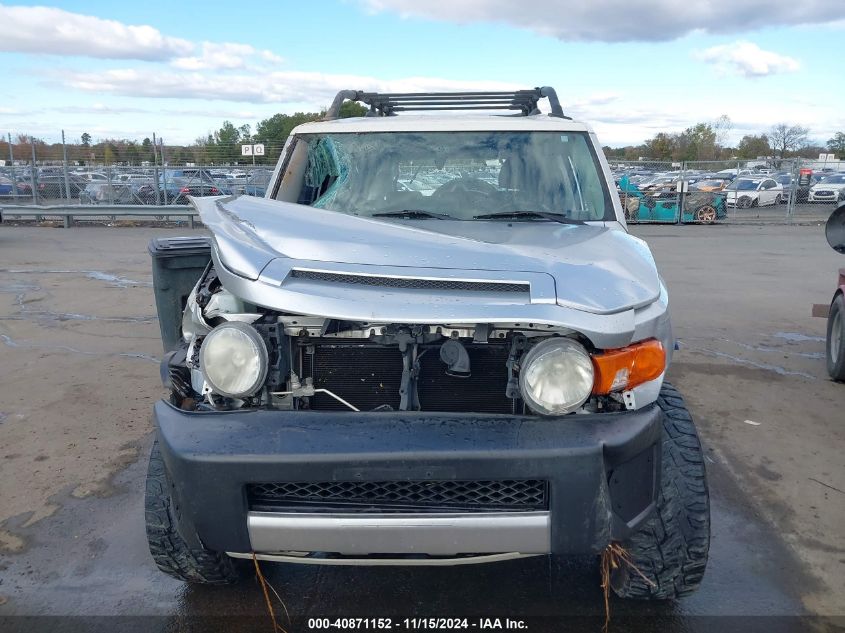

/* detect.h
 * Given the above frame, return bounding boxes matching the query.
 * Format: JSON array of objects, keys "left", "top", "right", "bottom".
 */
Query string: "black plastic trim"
[{"left": 153, "top": 402, "right": 662, "bottom": 554}]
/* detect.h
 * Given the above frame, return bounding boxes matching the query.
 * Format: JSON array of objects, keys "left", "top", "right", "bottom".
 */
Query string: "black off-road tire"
[
  {"left": 826, "top": 294, "right": 845, "bottom": 381},
  {"left": 611, "top": 383, "right": 710, "bottom": 600},
  {"left": 145, "top": 440, "right": 246, "bottom": 584}
]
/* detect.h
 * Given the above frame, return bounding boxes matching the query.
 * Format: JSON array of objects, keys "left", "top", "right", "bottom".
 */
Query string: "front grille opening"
[
  {"left": 306, "top": 343, "right": 515, "bottom": 414},
  {"left": 247, "top": 479, "right": 548, "bottom": 513},
  {"left": 290, "top": 270, "right": 529, "bottom": 294}
]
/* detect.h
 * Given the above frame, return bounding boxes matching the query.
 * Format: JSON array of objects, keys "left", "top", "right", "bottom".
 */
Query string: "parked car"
[
  {"left": 80, "top": 182, "right": 139, "bottom": 205},
  {"left": 158, "top": 177, "right": 227, "bottom": 204},
  {"left": 771, "top": 172, "right": 823, "bottom": 204},
  {"left": 161, "top": 168, "right": 218, "bottom": 183},
  {"left": 637, "top": 174, "right": 678, "bottom": 193},
  {"left": 115, "top": 172, "right": 149, "bottom": 182},
  {"left": 0, "top": 177, "right": 14, "bottom": 196},
  {"left": 723, "top": 177, "right": 784, "bottom": 208},
  {"left": 243, "top": 169, "right": 272, "bottom": 196},
  {"left": 146, "top": 88, "right": 711, "bottom": 600},
  {"left": 808, "top": 173, "right": 845, "bottom": 203},
  {"left": 36, "top": 175, "right": 87, "bottom": 200},
  {"left": 14, "top": 178, "right": 32, "bottom": 196},
  {"left": 690, "top": 178, "right": 729, "bottom": 192},
  {"left": 619, "top": 176, "right": 726, "bottom": 223},
  {"left": 714, "top": 168, "right": 754, "bottom": 179}
]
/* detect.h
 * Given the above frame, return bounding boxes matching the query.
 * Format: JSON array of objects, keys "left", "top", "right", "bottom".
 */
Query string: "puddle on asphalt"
[
  {"left": 84, "top": 271, "right": 152, "bottom": 288},
  {"left": 773, "top": 332, "right": 826, "bottom": 343},
  {"left": 0, "top": 333, "right": 159, "bottom": 363},
  {"left": 0, "top": 282, "right": 41, "bottom": 293},
  {"left": 677, "top": 341, "right": 816, "bottom": 379},
  {"left": 0, "top": 269, "right": 152, "bottom": 288},
  {"left": 718, "top": 337, "right": 825, "bottom": 360}
]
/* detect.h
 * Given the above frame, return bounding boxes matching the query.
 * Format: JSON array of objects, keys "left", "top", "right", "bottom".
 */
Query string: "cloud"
[
  {"left": 569, "top": 93, "right": 621, "bottom": 109},
  {"left": 0, "top": 5, "right": 282, "bottom": 70},
  {"left": 49, "top": 104, "right": 260, "bottom": 118},
  {"left": 0, "top": 4, "right": 193, "bottom": 60},
  {"left": 694, "top": 41, "right": 800, "bottom": 77},
  {"left": 360, "top": 0, "right": 842, "bottom": 42},
  {"left": 54, "top": 104, "right": 148, "bottom": 115},
  {"left": 58, "top": 68, "right": 520, "bottom": 105},
  {"left": 171, "top": 42, "right": 283, "bottom": 70}
]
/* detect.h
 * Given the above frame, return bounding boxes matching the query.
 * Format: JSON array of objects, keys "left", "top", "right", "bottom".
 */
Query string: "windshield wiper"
[
  {"left": 472, "top": 211, "right": 586, "bottom": 225},
  {"left": 371, "top": 209, "right": 452, "bottom": 220}
]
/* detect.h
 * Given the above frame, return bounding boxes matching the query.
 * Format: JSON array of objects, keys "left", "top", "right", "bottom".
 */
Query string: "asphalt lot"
[{"left": 0, "top": 223, "right": 842, "bottom": 630}]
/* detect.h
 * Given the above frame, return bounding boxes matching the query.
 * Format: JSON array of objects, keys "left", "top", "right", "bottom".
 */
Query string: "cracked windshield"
[{"left": 288, "top": 131, "right": 613, "bottom": 221}]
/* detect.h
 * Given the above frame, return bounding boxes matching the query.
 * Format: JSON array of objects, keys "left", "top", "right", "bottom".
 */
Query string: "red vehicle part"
[{"left": 820, "top": 204, "right": 845, "bottom": 380}]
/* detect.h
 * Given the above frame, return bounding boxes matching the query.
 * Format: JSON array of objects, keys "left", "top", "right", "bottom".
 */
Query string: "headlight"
[
  {"left": 199, "top": 322, "right": 268, "bottom": 398},
  {"left": 519, "top": 338, "right": 594, "bottom": 415}
]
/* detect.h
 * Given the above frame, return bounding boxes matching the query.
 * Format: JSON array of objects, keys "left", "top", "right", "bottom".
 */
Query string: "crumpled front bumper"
[{"left": 153, "top": 401, "right": 662, "bottom": 558}]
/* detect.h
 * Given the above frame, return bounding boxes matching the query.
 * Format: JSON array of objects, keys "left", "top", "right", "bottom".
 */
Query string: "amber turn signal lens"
[{"left": 591, "top": 339, "right": 665, "bottom": 395}]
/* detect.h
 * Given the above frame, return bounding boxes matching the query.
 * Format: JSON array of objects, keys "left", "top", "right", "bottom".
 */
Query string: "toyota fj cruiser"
[{"left": 146, "top": 88, "right": 710, "bottom": 599}]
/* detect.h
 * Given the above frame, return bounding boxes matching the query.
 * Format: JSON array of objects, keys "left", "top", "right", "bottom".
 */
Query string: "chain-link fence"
[
  {"left": 611, "top": 158, "right": 843, "bottom": 224},
  {"left": 0, "top": 133, "right": 281, "bottom": 207},
  {"left": 3, "top": 131, "right": 843, "bottom": 222}
]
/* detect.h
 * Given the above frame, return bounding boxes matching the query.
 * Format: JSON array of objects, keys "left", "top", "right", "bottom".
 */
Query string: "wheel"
[
  {"left": 751, "top": 198, "right": 759, "bottom": 208},
  {"left": 827, "top": 294, "right": 845, "bottom": 381},
  {"left": 610, "top": 383, "right": 710, "bottom": 600},
  {"left": 693, "top": 205, "right": 717, "bottom": 224},
  {"left": 775, "top": 194, "right": 784, "bottom": 205},
  {"left": 623, "top": 196, "right": 640, "bottom": 221},
  {"left": 145, "top": 440, "right": 247, "bottom": 584},
  {"left": 736, "top": 196, "right": 752, "bottom": 209}
]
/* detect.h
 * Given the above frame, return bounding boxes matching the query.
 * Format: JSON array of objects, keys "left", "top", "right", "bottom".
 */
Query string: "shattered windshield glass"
[{"left": 291, "top": 131, "right": 614, "bottom": 221}]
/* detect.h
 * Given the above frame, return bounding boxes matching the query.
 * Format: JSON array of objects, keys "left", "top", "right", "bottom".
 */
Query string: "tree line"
[
  {"left": 0, "top": 101, "right": 368, "bottom": 167},
  {"left": 3, "top": 105, "right": 842, "bottom": 167},
  {"left": 604, "top": 116, "right": 844, "bottom": 163}
]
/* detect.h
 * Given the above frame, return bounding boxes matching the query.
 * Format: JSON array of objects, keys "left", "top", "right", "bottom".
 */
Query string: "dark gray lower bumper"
[{"left": 153, "top": 402, "right": 662, "bottom": 556}]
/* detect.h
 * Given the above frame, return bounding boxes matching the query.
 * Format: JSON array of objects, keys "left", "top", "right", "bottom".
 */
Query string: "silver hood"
[{"left": 193, "top": 195, "right": 661, "bottom": 316}]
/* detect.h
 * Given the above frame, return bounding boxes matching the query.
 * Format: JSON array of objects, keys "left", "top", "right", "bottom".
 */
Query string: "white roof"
[{"left": 292, "top": 114, "right": 593, "bottom": 135}]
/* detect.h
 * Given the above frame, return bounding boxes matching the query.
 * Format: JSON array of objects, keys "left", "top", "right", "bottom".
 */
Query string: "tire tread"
[
  {"left": 611, "top": 382, "right": 711, "bottom": 600},
  {"left": 145, "top": 441, "right": 243, "bottom": 585}
]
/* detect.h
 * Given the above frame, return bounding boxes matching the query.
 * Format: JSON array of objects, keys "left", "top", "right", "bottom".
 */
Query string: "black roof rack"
[{"left": 325, "top": 87, "right": 568, "bottom": 120}]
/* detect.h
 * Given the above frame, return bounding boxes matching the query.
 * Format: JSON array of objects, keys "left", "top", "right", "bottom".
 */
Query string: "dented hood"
[{"left": 193, "top": 195, "right": 661, "bottom": 315}]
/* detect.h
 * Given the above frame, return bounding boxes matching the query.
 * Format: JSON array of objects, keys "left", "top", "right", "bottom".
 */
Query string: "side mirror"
[{"left": 826, "top": 202, "right": 845, "bottom": 253}]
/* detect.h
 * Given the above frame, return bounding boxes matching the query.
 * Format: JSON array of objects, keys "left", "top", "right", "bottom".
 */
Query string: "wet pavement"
[
  {"left": 0, "top": 451, "right": 819, "bottom": 630},
  {"left": 0, "top": 224, "right": 843, "bottom": 631}
]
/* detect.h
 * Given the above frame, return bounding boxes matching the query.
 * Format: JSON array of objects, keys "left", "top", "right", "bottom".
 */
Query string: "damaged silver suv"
[{"left": 146, "top": 88, "right": 709, "bottom": 599}]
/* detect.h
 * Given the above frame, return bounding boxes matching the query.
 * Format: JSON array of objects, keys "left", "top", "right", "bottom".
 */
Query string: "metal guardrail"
[{"left": 0, "top": 204, "right": 198, "bottom": 228}]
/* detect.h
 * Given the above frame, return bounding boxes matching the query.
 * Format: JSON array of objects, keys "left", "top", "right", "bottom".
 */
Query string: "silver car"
[{"left": 145, "top": 88, "right": 710, "bottom": 601}]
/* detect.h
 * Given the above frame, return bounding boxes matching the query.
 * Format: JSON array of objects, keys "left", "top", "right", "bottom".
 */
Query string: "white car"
[
  {"left": 724, "top": 177, "right": 784, "bottom": 208},
  {"left": 808, "top": 173, "right": 845, "bottom": 203},
  {"left": 714, "top": 168, "right": 755, "bottom": 178}
]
